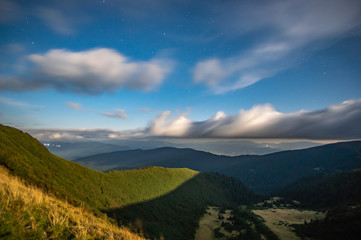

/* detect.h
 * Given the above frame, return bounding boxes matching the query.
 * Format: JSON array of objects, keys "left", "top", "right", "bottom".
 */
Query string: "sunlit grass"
[{"left": 0, "top": 166, "right": 146, "bottom": 239}]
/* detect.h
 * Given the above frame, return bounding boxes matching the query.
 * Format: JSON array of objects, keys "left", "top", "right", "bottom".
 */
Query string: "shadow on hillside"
[{"left": 102, "top": 172, "right": 257, "bottom": 240}]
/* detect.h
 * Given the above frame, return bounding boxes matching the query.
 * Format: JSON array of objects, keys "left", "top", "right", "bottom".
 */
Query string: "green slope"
[
  {"left": 276, "top": 170, "right": 361, "bottom": 209},
  {"left": 0, "top": 124, "right": 258, "bottom": 239},
  {"left": 274, "top": 170, "right": 361, "bottom": 240}
]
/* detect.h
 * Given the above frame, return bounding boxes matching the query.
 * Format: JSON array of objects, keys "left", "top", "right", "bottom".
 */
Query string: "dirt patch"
[{"left": 253, "top": 208, "right": 325, "bottom": 240}]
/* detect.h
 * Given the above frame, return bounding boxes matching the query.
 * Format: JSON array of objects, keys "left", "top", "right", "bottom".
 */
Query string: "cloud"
[
  {"left": 101, "top": 109, "right": 128, "bottom": 119},
  {"left": 0, "top": 96, "right": 44, "bottom": 109},
  {"left": 24, "top": 99, "right": 361, "bottom": 141},
  {"left": 26, "top": 127, "right": 145, "bottom": 141},
  {"left": 0, "top": 48, "right": 174, "bottom": 94},
  {"left": 194, "top": 0, "right": 361, "bottom": 93},
  {"left": 149, "top": 111, "right": 192, "bottom": 136},
  {"left": 65, "top": 102, "right": 128, "bottom": 119},
  {"left": 66, "top": 102, "right": 84, "bottom": 110},
  {"left": 37, "top": 7, "right": 74, "bottom": 35},
  {"left": 0, "top": 96, "right": 30, "bottom": 108},
  {"left": 147, "top": 99, "right": 361, "bottom": 140}
]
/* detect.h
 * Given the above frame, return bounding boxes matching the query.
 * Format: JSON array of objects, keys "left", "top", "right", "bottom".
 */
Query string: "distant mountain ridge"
[
  {"left": 43, "top": 141, "right": 130, "bottom": 160},
  {"left": 75, "top": 141, "right": 361, "bottom": 194}
]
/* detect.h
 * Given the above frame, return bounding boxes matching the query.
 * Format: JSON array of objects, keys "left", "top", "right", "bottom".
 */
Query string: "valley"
[
  {"left": 253, "top": 208, "right": 325, "bottom": 240},
  {"left": 195, "top": 207, "right": 238, "bottom": 240},
  {"left": 1, "top": 124, "right": 361, "bottom": 239},
  {"left": 2, "top": 1, "right": 360, "bottom": 239}
]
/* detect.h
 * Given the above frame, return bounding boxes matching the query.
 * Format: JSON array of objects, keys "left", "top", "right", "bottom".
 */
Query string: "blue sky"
[{"left": 1, "top": 0, "right": 361, "bottom": 141}]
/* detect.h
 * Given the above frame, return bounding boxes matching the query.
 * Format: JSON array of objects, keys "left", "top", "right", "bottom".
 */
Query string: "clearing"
[
  {"left": 195, "top": 206, "right": 239, "bottom": 240},
  {"left": 253, "top": 208, "right": 325, "bottom": 240}
]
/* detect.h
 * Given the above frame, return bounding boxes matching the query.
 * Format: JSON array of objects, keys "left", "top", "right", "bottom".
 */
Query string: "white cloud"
[
  {"left": 23, "top": 100, "right": 361, "bottom": 141},
  {"left": 26, "top": 127, "right": 146, "bottom": 141},
  {"left": 194, "top": 0, "right": 361, "bottom": 93},
  {"left": 101, "top": 109, "right": 129, "bottom": 119},
  {"left": 149, "top": 111, "right": 192, "bottom": 136},
  {"left": 0, "top": 48, "right": 174, "bottom": 94},
  {"left": 66, "top": 102, "right": 84, "bottom": 110},
  {"left": 148, "top": 99, "right": 361, "bottom": 140}
]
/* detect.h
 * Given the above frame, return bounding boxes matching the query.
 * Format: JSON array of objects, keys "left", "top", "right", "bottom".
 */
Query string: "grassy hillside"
[
  {"left": 0, "top": 166, "right": 145, "bottom": 240},
  {"left": 0, "top": 124, "right": 258, "bottom": 239}
]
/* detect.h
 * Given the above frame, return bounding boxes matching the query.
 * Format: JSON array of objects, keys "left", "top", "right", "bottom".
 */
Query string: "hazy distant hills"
[
  {"left": 75, "top": 141, "right": 361, "bottom": 194},
  {"left": 76, "top": 147, "right": 239, "bottom": 172},
  {"left": 44, "top": 138, "right": 322, "bottom": 160},
  {"left": 43, "top": 141, "right": 130, "bottom": 160}
]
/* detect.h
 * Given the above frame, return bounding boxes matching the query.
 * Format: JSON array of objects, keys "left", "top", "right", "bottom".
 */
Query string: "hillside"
[
  {"left": 0, "top": 165, "right": 145, "bottom": 240},
  {"left": 75, "top": 141, "right": 361, "bottom": 194},
  {"left": 0, "top": 124, "right": 258, "bottom": 239},
  {"left": 292, "top": 205, "right": 361, "bottom": 240},
  {"left": 275, "top": 169, "right": 361, "bottom": 209},
  {"left": 270, "top": 169, "right": 361, "bottom": 240}
]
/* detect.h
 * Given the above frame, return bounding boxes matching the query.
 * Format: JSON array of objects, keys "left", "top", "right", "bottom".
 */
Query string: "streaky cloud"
[
  {"left": 65, "top": 102, "right": 84, "bottom": 110},
  {"left": 193, "top": 0, "right": 361, "bottom": 93},
  {"left": 0, "top": 48, "right": 174, "bottom": 94},
  {"left": 101, "top": 109, "right": 129, "bottom": 119}
]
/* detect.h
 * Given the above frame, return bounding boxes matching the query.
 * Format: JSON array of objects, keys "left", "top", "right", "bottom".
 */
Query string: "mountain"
[
  {"left": 0, "top": 124, "right": 258, "bottom": 240},
  {"left": 276, "top": 169, "right": 361, "bottom": 240},
  {"left": 275, "top": 169, "right": 361, "bottom": 209},
  {"left": 43, "top": 141, "right": 130, "bottom": 160},
  {"left": 293, "top": 205, "right": 361, "bottom": 240},
  {"left": 172, "top": 140, "right": 322, "bottom": 156},
  {"left": 223, "top": 141, "right": 361, "bottom": 194},
  {"left": 76, "top": 147, "right": 239, "bottom": 172},
  {"left": 75, "top": 141, "right": 361, "bottom": 194}
]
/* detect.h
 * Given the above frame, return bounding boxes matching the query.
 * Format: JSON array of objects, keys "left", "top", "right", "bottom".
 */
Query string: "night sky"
[{"left": 1, "top": 0, "right": 361, "bottom": 142}]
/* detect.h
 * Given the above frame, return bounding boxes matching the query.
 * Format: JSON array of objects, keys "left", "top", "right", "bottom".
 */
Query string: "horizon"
[{"left": 1, "top": 0, "right": 361, "bottom": 144}]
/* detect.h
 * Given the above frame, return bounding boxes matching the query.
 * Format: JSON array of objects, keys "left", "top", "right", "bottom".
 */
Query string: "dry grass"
[
  {"left": 253, "top": 208, "right": 325, "bottom": 240},
  {"left": 0, "top": 166, "right": 146, "bottom": 240}
]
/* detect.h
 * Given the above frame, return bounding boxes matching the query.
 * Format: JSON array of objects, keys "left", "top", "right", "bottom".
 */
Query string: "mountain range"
[
  {"left": 75, "top": 141, "right": 361, "bottom": 194},
  {"left": 43, "top": 139, "right": 322, "bottom": 160}
]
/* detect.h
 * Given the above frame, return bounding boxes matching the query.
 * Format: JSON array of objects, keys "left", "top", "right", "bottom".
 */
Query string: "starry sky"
[{"left": 1, "top": 0, "right": 361, "bottom": 142}]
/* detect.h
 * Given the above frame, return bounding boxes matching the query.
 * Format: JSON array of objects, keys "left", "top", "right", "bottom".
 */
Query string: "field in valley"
[
  {"left": 253, "top": 208, "right": 325, "bottom": 240},
  {"left": 195, "top": 206, "right": 238, "bottom": 240}
]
